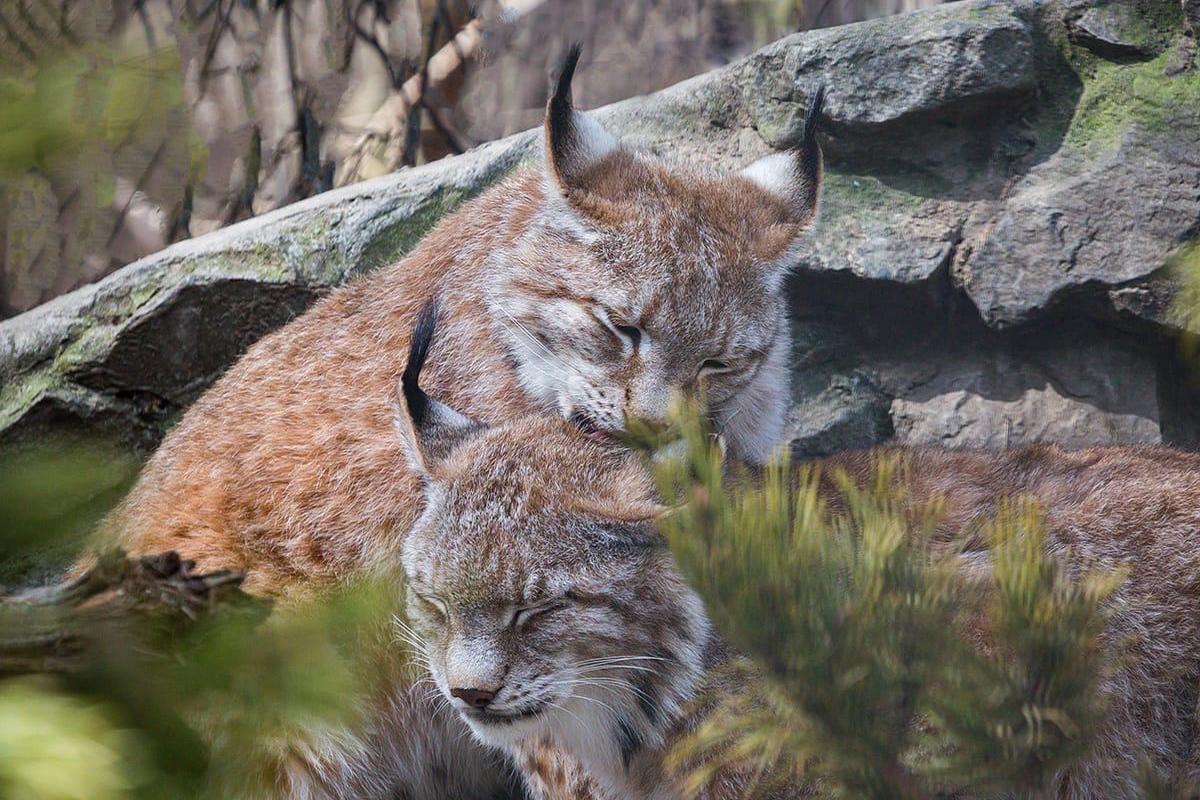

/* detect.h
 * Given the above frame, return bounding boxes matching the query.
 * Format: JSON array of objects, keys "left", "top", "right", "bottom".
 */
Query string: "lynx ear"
[
  {"left": 740, "top": 85, "right": 825, "bottom": 230},
  {"left": 394, "top": 302, "right": 482, "bottom": 476},
  {"left": 544, "top": 44, "right": 618, "bottom": 193}
]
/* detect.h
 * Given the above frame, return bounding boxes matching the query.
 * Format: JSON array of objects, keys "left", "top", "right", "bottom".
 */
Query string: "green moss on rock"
[
  {"left": 1106, "top": 0, "right": 1186, "bottom": 54},
  {"left": 0, "top": 368, "right": 62, "bottom": 433},
  {"left": 1060, "top": 11, "right": 1199, "bottom": 154},
  {"left": 357, "top": 185, "right": 481, "bottom": 274}
]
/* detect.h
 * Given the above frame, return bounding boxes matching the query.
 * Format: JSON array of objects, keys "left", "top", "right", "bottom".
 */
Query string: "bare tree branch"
[
  {"left": 0, "top": 6, "right": 40, "bottom": 62},
  {"left": 337, "top": 0, "right": 549, "bottom": 184},
  {"left": 349, "top": 0, "right": 403, "bottom": 86},
  {"left": 402, "top": 0, "right": 445, "bottom": 167},
  {"left": 423, "top": 99, "right": 470, "bottom": 154},
  {"left": 0, "top": 551, "right": 256, "bottom": 677}
]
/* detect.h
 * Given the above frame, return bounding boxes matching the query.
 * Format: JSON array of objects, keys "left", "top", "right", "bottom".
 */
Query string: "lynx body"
[
  {"left": 404, "top": 414, "right": 1200, "bottom": 800},
  {"left": 395, "top": 307, "right": 803, "bottom": 800}
]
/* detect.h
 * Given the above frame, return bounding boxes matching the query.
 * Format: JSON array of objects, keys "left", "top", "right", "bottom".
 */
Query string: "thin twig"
[
  {"left": 0, "top": 6, "right": 40, "bottom": 62},
  {"left": 403, "top": 0, "right": 445, "bottom": 167},
  {"left": 0, "top": 550, "right": 255, "bottom": 677},
  {"left": 349, "top": 0, "right": 401, "bottom": 87},
  {"left": 422, "top": 98, "right": 470, "bottom": 154}
]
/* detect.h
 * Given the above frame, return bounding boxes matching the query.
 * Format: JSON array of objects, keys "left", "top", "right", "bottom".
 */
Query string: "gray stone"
[
  {"left": 1187, "top": 0, "right": 1200, "bottom": 34},
  {"left": 958, "top": 123, "right": 1200, "bottom": 328},
  {"left": 881, "top": 334, "right": 1164, "bottom": 449},
  {"left": 743, "top": 2, "right": 1036, "bottom": 142},
  {"left": 1070, "top": 5, "right": 1161, "bottom": 57},
  {"left": 788, "top": 373, "right": 894, "bottom": 458}
]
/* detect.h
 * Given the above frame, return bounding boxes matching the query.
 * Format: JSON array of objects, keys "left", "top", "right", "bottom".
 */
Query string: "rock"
[
  {"left": 881, "top": 327, "right": 1164, "bottom": 449},
  {"left": 743, "top": 2, "right": 1036, "bottom": 140},
  {"left": 958, "top": 62, "right": 1200, "bottom": 327},
  {"left": 2, "top": 0, "right": 1199, "bottom": 468},
  {"left": 788, "top": 373, "right": 894, "bottom": 459},
  {"left": 1069, "top": 5, "right": 1162, "bottom": 57},
  {"left": 1187, "top": 0, "right": 1200, "bottom": 35}
]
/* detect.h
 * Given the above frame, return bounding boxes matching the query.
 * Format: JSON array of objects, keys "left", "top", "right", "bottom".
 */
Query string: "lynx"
[
  {"left": 86, "top": 48, "right": 823, "bottom": 799},
  {"left": 404, "top": 428, "right": 1200, "bottom": 799},
  {"left": 96, "top": 47, "right": 825, "bottom": 597},
  {"left": 396, "top": 306, "right": 802, "bottom": 800},
  {"left": 823, "top": 445, "right": 1200, "bottom": 798}
]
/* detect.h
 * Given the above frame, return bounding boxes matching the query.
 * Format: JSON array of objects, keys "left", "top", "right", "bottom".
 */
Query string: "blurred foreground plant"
[
  {"left": 0, "top": 442, "right": 407, "bottom": 799},
  {"left": 1171, "top": 241, "right": 1200, "bottom": 359},
  {"left": 652, "top": 411, "right": 1125, "bottom": 799}
]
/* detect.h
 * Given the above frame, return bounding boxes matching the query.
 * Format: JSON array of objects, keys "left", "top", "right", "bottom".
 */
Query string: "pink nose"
[{"left": 450, "top": 687, "right": 497, "bottom": 709}]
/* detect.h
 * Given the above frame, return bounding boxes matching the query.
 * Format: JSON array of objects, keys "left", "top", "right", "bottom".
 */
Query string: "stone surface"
[
  {"left": 1070, "top": 5, "right": 1161, "bottom": 57},
  {"left": 881, "top": 328, "right": 1165, "bottom": 449},
  {"left": 2, "top": 0, "right": 1199, "bottom": 468}
]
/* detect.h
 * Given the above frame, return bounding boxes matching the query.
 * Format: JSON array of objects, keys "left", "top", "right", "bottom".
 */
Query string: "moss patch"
[
  {"left": 1053, "top": 0, "right": 1198, "bottom": 156},
  {"left": 821, "top": 169, "right": 930, "bottom": 217},
  {"left": 0, "top": 368, "right": 62, "bottom": 432},
  {"left": 357, "top": 185, "right": 479, "bottom": 273},
  {"left": 1065, "top": 48, "right": 1199, "bottom": 151},
  {"left": 1099, "top": 0, "right": 1186, "bottom": 55},
  {"left": 1169, "top": 240, "right": 1200, "bottom": 336}
]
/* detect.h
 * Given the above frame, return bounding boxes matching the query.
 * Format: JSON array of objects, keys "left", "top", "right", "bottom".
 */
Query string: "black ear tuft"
[
  {"left": 796, "top": 84, "right": 825, "bottom": 185},
  {"left": 546, "top": 43, "right": 583, "bottom": 173},
  {"left": 403, "top": 301, "right": 438, "bottom": 427},
  {"left": 551, "top": 43, "right": 582, "bottom": 109},
  {"left": 802, "top": 84, "right": 825, "bottom": 151}
]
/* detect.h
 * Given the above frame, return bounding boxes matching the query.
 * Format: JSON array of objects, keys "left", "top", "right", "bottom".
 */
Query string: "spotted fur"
[
  {"left": 94, "top": 54, "right": 824, "bottom": 596},
  {"left": 85, "top": 51, "right": 824, "bottom": 798}
]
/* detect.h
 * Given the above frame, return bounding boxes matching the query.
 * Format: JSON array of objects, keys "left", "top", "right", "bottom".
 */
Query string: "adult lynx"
[
  {"left": 402, "top": 381, "right": 1200, "bottom": 799},
  {"left": 88, "top": 47, "right": 824, "bottom": 799},
  {"left": 97, "top": 47, "right": 824, "bottom": 595}
]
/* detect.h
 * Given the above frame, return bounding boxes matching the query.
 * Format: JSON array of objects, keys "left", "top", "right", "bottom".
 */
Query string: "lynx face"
[
  {"left": 395, "top": 312, "right": 709, "bottom": 790},
  {"left": 404, "top": 463, "right": 703, "bottom": 746},
  {"left": 401, "top": 420, "right": 706, "bottom": 749},
  {"left": 488, "top": 51, "right": 824, "bottom": 463},
  {"left": 490, "top": 167, "right": 792, "bottom": 441}
]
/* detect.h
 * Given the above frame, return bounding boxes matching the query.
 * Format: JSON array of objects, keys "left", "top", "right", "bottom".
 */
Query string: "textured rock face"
[{"left": 2, "top": 0, "right": 1199, "bottom": 477}]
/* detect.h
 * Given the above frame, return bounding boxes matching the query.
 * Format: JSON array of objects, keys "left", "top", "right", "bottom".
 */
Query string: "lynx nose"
[{"left": 451, "top": 686, "right": 497, "bottom": 709}]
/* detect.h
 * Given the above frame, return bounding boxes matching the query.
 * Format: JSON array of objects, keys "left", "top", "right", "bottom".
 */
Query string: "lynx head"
[
  {"left": 396, "top": 306, "right": 709, "bottom": 771},
  {"left": 489, "top": 46, "right": 824, "bottom": 461}
]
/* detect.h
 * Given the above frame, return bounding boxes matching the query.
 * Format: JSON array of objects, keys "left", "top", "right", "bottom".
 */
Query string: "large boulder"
[{"left": 3, "top": 0, "right": 1198, "bottom": 472}]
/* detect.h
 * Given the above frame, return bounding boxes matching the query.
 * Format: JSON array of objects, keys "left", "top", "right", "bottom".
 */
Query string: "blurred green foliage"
[
  {"left": 1171, "top": 241, "right": 1200, "bottom": 356},
  {"left": 0, "top": 442, "right": 407, "bottom": 799},
  {"left": 654, "top": 411, "right": 1125, "bottom": 799},
  {"left": 0, "top": 677, "right": 140, "bottom": 800},
  {"left": 0, "top": 44, "right": 182, "bottom": 178},
  {"left": 0, "top": 440, "right": 139, "bottom": 584}
]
